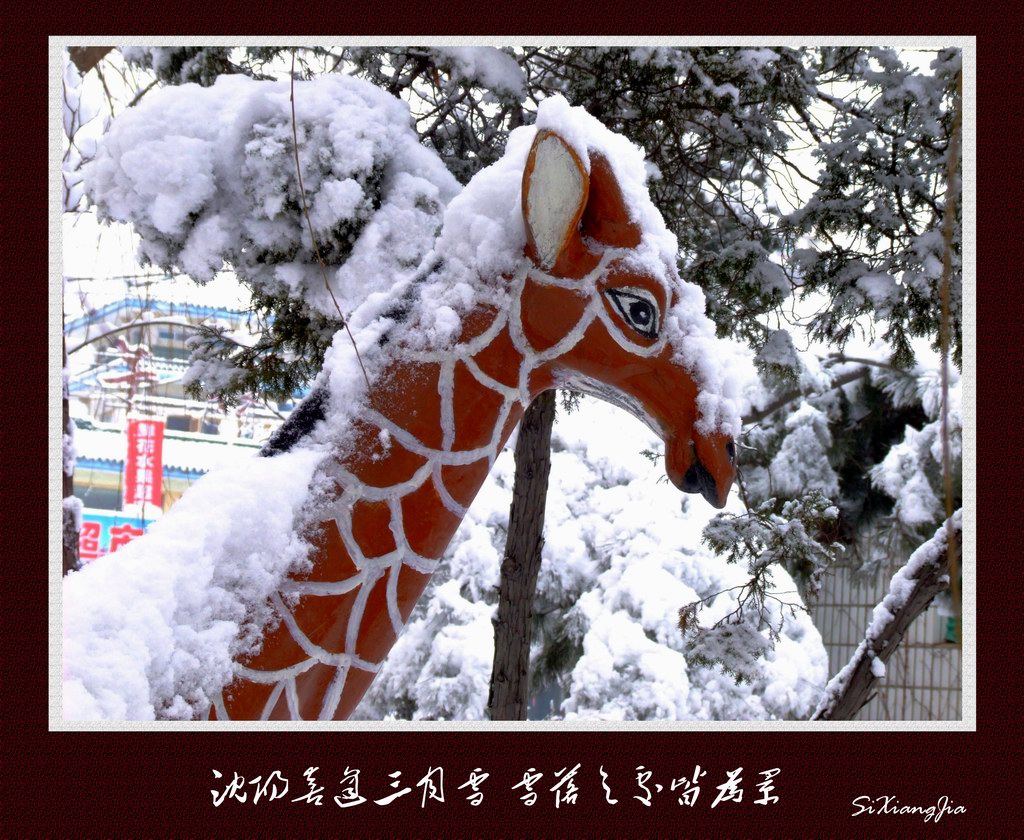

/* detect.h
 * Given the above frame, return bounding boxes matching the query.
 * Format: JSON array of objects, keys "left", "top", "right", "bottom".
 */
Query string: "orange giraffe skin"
[{"left": 210, "top": 129, "right": 737, "bottom": 721}]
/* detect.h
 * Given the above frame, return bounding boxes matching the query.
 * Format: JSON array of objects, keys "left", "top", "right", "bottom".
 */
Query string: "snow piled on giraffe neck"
[{"left": 63, "top": 447, "right": 329, "bottom": 720}]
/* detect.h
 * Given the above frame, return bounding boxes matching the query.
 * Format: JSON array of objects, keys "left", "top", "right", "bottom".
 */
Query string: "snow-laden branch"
[
  {"left": 743, "top": 351, "right": 919, "bottom": 427},
  {"left": 811, "top": 510, "right": 962, "bottom": 721},
  {"left": 743, "top": 367, "right": 868, "bottom": 426}
]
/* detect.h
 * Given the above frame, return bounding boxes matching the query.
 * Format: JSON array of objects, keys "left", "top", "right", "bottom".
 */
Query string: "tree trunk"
[
  {"left": 67, "top": 47, "right": 113, "bottom": 75},
  {"left": 62, "top": 333, "right": 80, "bottom": 576},
  {"left": 488, "top": 390, "right": 556, "bottom": 721}
]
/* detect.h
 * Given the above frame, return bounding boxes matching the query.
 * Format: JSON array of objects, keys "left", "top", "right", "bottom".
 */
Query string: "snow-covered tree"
[
  {"left": 62, "top": 52, "right": 107, "bottom": 575},
  {"left": 86, "top": 69, "right": 459, "bottom": 404},
  {"left": 354, "top": 400, "right": 826, "bottom": 721}
]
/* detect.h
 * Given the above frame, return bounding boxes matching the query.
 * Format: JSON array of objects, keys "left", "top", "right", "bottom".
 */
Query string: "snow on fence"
[{"left": 809, "top": 560, "right": 961, "bottom": 721}]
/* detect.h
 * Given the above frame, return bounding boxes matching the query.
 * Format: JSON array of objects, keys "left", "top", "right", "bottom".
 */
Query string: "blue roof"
[{"left": 65, "top": 299, "right": 249, "bottom": 334}]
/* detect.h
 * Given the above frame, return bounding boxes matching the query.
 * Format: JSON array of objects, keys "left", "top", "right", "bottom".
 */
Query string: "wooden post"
[{"left": 63, "top": 334, "right": 80, "bottom": 576}]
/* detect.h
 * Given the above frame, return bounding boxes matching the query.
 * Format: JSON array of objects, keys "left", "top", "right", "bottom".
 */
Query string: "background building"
[{"left": 65, "top": 269, "right": 293, "bottom": 560}]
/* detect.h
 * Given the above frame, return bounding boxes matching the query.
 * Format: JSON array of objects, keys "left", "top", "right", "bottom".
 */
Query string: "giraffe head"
[{"left": 518, "top": 128, "right": 737, "bottom": 508}]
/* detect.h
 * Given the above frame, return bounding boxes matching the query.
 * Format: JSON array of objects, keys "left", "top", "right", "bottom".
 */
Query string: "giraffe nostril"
[
  {"left": 682, "top": 458, "right": 719, "bottom": 505},
  {"left": 682, "top": 463, "right": 702, "bottom": 493}
]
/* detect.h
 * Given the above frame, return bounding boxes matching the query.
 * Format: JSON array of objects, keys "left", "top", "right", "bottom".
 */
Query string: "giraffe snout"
[{"left": 665, "top": 434, "right": 732, "bottom": 509}]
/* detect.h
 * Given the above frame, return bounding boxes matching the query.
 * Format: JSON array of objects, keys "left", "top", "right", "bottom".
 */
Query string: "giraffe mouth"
[
  {"left": 665, "top": 435, "right": 725, "bottom": 509},
  {"left": 680, "top": 459, "right": 722, "bottom": 508}
]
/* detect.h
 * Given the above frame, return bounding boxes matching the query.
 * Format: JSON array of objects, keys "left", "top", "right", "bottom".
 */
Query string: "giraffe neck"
[{"left": 214, "top": 270, "right": 556, "bottom": 720}]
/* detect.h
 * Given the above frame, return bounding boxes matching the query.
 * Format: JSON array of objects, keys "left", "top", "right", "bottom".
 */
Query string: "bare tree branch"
[
  {"left": 66, "top": 318, "right": 211, "bottom": 356},
  {"left": 811, "top": 512, "right": 962, "bottom": 721},
  {"left": 939, "top": 69, "right": 963, "bottom": 640},
  {"left": 63, "top": 333, "right": 81, "bottom": 576}
]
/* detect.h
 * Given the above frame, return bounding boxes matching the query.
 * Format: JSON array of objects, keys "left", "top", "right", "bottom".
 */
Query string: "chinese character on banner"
[
  {"left": 79, "top": 520, "right": 102, "bottom": 562},
  {"left": 108, "top": 523, "right": 145, "bottom": 552},
  {"left": 124, "top": 418, "right": 164, "bottom": 507}
]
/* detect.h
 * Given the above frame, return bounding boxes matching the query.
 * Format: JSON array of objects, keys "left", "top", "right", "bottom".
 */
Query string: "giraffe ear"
[
  {"left": 580, "top": 151, "right": 641, "bottom": 248},
  {"left": 522, "top": 130, "right": 589, "bottom": 273}
]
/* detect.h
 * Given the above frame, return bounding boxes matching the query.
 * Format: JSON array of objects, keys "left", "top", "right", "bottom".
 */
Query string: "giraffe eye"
[{"left": 605, "top": 288, "right": 660, "bottom": 340}]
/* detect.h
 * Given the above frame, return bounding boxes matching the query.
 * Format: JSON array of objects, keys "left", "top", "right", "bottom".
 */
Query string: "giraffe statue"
[{"left": 210, "top": 117, "right": 739, "bottom": 721}]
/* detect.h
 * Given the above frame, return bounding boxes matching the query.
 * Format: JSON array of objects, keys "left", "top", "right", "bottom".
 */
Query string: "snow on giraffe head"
[{"left": 513, "top": 97, "right": 741, "bottom": 508}]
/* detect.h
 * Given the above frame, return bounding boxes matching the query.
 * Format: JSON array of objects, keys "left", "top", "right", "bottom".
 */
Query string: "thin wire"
[{"left": 289, "top": 50, "right": 371, "bottom": 392}]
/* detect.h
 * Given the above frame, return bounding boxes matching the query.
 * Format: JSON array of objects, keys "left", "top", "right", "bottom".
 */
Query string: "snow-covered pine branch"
[{"left": 86, "top": 72, "right": 459, "bottom": 403}]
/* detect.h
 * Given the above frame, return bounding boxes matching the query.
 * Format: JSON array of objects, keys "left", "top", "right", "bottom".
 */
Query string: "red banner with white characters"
[{"left": 124, "top": 417, "right": 164, "bottom": 507}]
